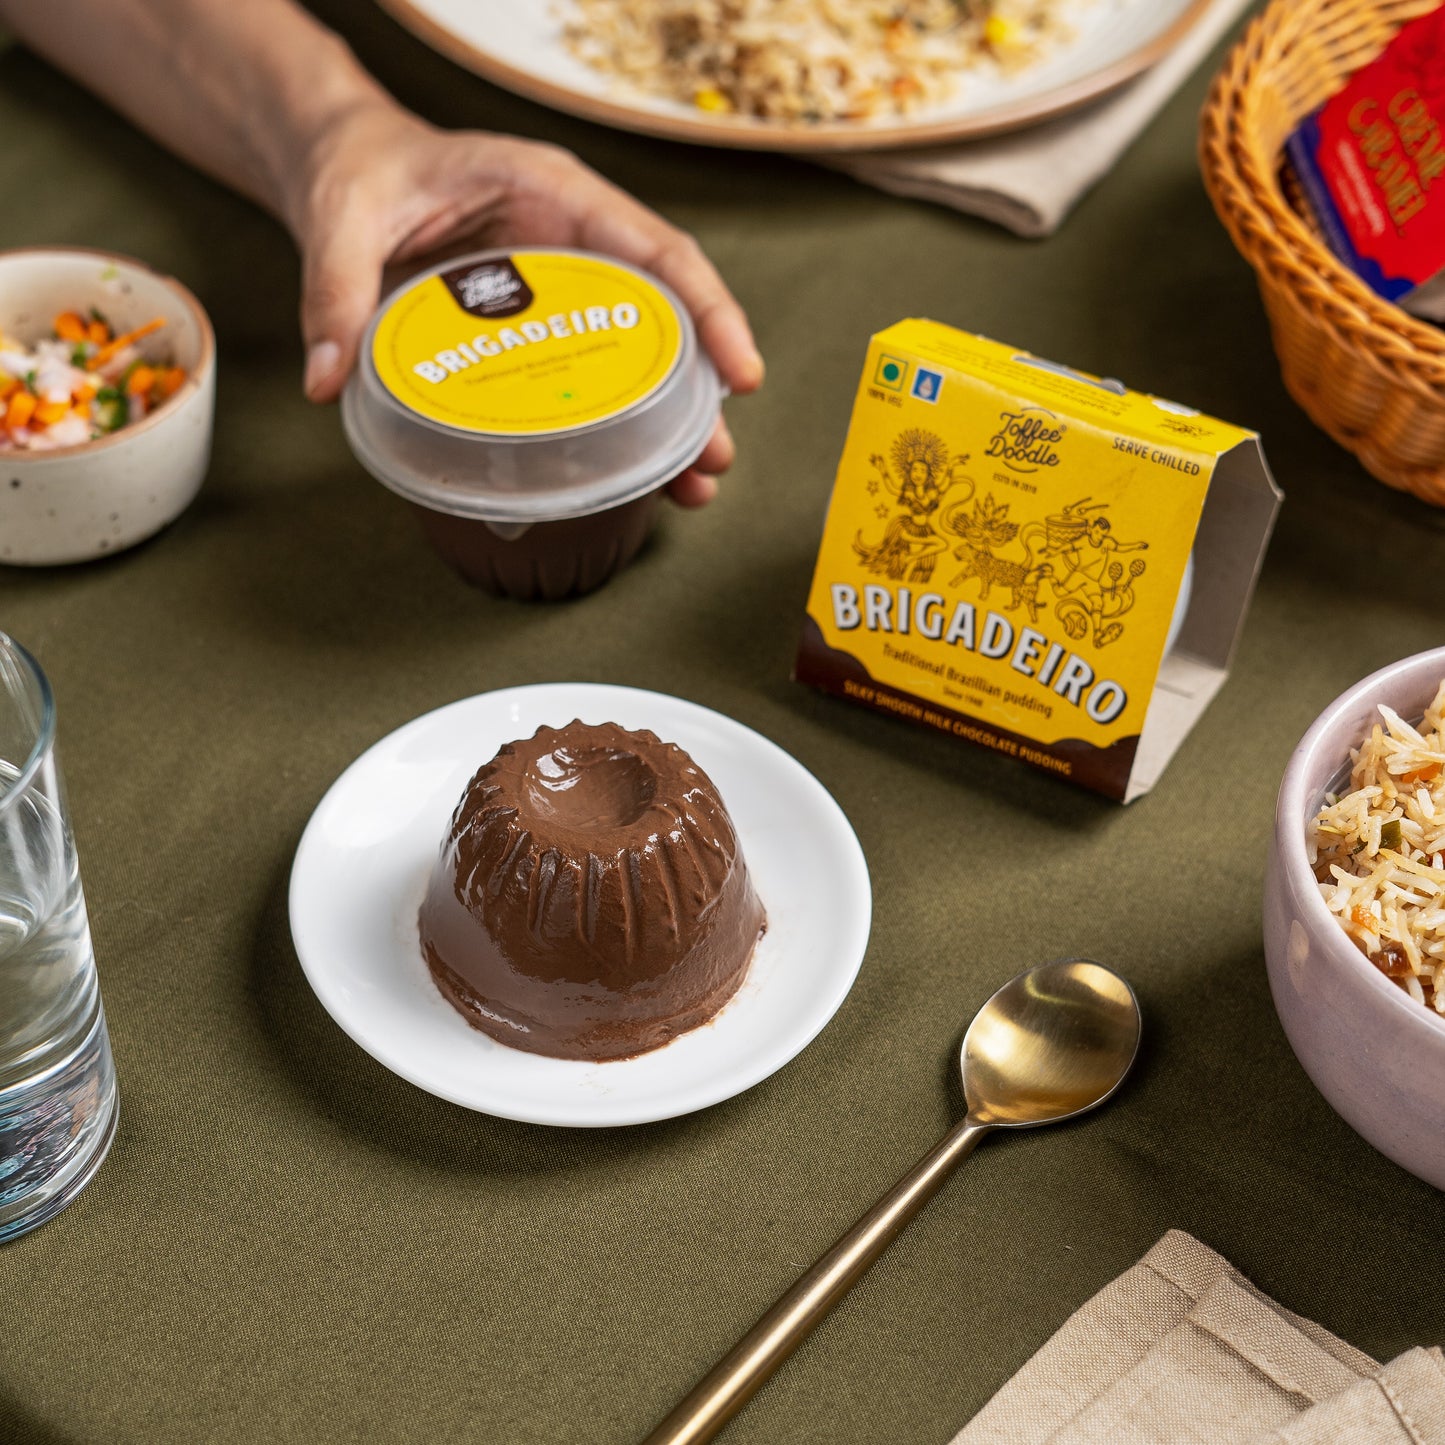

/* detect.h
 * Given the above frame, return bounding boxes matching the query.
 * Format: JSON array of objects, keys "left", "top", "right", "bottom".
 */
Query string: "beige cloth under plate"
[
  {"left": 831, "top": 0, "right": 1252, "bottom": 237},
  {"left": 952, "top": 1231, "right": 1445, "bottom": 1444}
]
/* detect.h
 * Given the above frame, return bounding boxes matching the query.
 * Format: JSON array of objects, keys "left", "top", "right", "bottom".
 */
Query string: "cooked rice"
[
  {"left": 1310, "top": 679, "right": 1445, "bottom": 1012},
  {"left": 562, "top": 0, "right": 1070, "bottom": 123}
]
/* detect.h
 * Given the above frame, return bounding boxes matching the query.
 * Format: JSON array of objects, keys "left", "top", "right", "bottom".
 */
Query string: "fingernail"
[
  {"left": 304, "top": 340, "right": 341, "bottom": 399},
  {"left": 741, "top": 349, "right": 765, "bottom": 392},
  {"left": 715, "top": 313, "right": 764, "bottom": 391},
  {"left": 742, "top": 343, "right": 764, "bottom": 388}
]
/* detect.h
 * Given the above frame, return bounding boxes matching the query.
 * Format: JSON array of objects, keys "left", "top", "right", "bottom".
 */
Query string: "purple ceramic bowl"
[{"left": 1264, "top": 646, "right": 1445, "bottom": 1190}]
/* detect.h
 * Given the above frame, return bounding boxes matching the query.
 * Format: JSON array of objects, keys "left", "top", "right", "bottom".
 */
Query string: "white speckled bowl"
[
  {"left": 1264, "top": 647, "right": 1445, "bottom": 1190},
  {"left": 0, "top": 247, "right": 215, "bottom": 565}
]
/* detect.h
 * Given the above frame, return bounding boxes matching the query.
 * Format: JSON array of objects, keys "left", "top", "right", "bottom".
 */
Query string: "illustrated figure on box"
[
  {"left": 854, "top": 428, "right": 972, "bottom": 583},
  {"left": 1039, "top": 499, "right": 1149, "bottom": 649},
  {"left": 943, "top": 492, "right": 1054, "bottom": 623}
]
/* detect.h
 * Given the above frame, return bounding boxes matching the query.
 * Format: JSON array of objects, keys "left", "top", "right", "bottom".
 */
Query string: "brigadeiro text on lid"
[{"left": 342, "top": 247, "right": 723, "bottom": 600}]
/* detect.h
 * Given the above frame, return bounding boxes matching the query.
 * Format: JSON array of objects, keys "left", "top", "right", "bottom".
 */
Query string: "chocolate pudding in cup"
[{"left": 342, "top": 247, "right": 723, "bottom": 601}]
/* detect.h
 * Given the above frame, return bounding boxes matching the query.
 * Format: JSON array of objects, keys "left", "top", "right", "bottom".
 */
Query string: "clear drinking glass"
[{"left": 0, "top": 633, "right": 118, "bottom": 1241}]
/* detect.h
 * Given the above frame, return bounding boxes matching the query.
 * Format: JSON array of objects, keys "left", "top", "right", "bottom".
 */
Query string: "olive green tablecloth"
[{"left": 3, "top": 8, "right": 1444, "bottom": 1443}]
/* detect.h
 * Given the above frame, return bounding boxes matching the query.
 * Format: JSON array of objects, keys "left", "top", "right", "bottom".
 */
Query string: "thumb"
[{"left": 300, "top": 215, "right": 386, "bottom": 404}]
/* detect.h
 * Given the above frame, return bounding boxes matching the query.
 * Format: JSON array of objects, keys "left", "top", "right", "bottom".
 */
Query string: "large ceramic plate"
[
  {"left": 289, "top": 684, "right": 871, "bottom": 1127},
  {"left": 379, "top": 0, "right": 1216, "bottom": 152}
]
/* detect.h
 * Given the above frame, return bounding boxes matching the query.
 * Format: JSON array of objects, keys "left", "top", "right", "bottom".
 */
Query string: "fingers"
[
  {"left": 299, "top": 206, "right": 388, "bottom": 403},
  {"left": 639, "top": 232, "right": 764, "bottom": 396},
  {"left": 667, "top": 469, "right": 719, "bottom": 508},
  {"left": 695, "top": 417, "right": 734, "bottom": 476},
  {"left": 665, "top": 416, "right": 734, "bottom": 508},
  {"left": 554, "top": 158, "right": 764, "bottom": 395}
]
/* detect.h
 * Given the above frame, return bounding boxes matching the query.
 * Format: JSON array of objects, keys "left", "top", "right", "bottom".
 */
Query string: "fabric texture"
[
  {"left": 1269, "top": 1351, "right": 1445, "bottom": 1444},
  {"left": 5, "top": 2, "right": 1445, "bottom": 1443},
  {"left": 954, "top": 1233, "right": 1444, "bottom": 1445},
  {"left": 831, "top": 0, "right": 1253, "bottom": 236}
]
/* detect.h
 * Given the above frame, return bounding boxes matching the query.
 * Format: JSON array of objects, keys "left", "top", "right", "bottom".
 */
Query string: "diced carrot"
[
  {"left": 87, "top": 318, "right": 110, "bottom": 346},
  {"left": 33, "top": 399, "right": 70, "bottom": 426},
  {"left": 86, "top": 317, "right": 165, "bottom": 372},
  {"left": 154, "top": 367, "right": 186, "bottom": 399},
  {"left": 5, "top": 391, "right": 37, "bottom": 430},
  {"left": 1402, "top": 763, "right": 1443, "bottom": 786},
  {"left": 125, "top": 365, "right": 156, "bottom": 396},
  {"left": 73, "top": 381, "right": 98, "bottom": 405},
  {"left": 0, "top": 376, "right": 19, "bottom": 401},
  {"left": 54, "top": 311, "right": 88, "bottom": 343}
]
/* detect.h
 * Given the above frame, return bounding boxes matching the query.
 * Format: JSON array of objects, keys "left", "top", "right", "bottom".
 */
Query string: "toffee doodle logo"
[
  {"left": 441, "top": 256, "right": 535, "bottom": 318},
  {"left": 457, "top": 265, "right": 524, "bottom": 310},
  {"left": 985, "top": 407, "right": 1066, "bottom": 473}
]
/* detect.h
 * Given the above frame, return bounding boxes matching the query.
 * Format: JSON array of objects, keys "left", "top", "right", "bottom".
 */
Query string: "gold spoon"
[{"left": 640, "top": 958, "right": 1142, "bottom": 1445}]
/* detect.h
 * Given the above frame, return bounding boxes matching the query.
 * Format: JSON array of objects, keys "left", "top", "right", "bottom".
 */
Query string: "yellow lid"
[{"left": 369, "top": 251, "right": 684, "bottom": 437}]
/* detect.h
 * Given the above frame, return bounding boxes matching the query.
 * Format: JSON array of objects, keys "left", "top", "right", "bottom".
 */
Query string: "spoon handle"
[{"left": 639, "top": 1117, "right": 989, "bottom": 1445}]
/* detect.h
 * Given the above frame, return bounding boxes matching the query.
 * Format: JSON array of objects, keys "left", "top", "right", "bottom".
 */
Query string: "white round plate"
[
  {"left": 289, "top": 684, "right": 871, "bottom": 1127},
  {"left": 379, "top": 0, "right": 1214, "bottom": 152}
]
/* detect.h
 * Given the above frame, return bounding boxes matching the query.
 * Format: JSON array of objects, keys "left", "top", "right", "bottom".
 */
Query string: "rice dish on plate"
[
  {"left": 562, "top": 0, "right": 1069, "bottom": 122},
  {"left": 1311, "top": 679, "right": 1445, "bottom": 1013}
]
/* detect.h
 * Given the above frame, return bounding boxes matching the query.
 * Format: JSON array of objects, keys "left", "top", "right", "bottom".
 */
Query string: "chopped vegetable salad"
[{"left": 0, "top": 309, "right": 186, "bottom": 451}]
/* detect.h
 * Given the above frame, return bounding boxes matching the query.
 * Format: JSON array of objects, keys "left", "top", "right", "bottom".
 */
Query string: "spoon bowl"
[
  {"left": 642, "top": 959, "right": 1141, "bottom": 1445},
  {"left": 962, "top": 959, "right": 1142, "bottom": 1128}
]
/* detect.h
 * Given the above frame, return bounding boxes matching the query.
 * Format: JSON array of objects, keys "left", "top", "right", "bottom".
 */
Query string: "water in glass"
[{"left": 0, "top": 644, "right": 118, "bottom": 1242}]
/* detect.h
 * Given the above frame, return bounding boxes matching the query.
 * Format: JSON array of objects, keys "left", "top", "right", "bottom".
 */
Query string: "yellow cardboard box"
[{"left": 795, "top": 321, "right": 1282, "bottom": 801}]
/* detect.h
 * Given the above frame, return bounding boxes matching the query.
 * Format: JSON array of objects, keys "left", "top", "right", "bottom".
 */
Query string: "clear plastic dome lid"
[{"left": 342, "top": 248, "right": 723, "bottom": 523}]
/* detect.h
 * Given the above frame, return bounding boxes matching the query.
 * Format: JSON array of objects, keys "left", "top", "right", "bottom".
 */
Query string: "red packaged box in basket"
[{"left": 1285, "top": 8, "right": 1445, "bottom": 322}]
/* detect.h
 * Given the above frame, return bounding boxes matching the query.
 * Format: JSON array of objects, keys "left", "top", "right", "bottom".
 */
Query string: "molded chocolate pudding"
[{"left": 419, "top": 720, "right": 766, "bottom": 1060}]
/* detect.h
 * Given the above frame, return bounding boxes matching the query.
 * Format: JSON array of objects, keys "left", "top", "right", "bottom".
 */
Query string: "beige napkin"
[
  {"left": 951, "top": 1231, "right": 1445, "bottom": 1444},
  {"left": 830, "top": 0, "right": 1252, "bottom": 237}
]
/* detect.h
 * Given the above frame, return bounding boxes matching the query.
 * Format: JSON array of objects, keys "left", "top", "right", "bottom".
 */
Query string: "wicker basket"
[{"left": 1199, "top": 0, "right": 1445, "bottom": 505}]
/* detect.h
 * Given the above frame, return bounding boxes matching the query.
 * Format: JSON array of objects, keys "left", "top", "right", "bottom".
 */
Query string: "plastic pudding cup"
[{"left": 342, "top": 248, "right": 723, "bottom": 601}]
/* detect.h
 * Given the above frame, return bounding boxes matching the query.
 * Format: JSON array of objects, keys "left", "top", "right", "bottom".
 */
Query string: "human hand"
[{"left": 290, "top": 103, "right": 762, "bottom": 506}]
